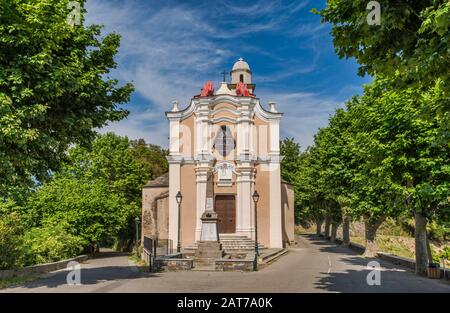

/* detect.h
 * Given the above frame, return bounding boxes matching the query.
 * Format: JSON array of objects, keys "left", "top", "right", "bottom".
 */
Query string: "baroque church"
[{"left": 142, "top": 58, "right": 295, "bottom": 250}]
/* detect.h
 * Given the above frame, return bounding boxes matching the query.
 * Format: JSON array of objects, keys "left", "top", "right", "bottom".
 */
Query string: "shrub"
[
  {"left": 427, "top": 220, "right": 449, "bottom": 241},
  {"left": 29, "top": 177, "right": 132, "bottom": 246},
  {"left": 440, "top": 247, "right": 450, "bottom": 261},
  {"left": 0, "top": 213, "right": 25, "bottom": 270},
  {"left": 22, "top": 224, "right": 86, "bottom": 266}
]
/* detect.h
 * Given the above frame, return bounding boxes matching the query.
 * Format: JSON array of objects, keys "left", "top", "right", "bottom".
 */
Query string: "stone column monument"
[
  {"left": 194, "top": 170, "right": 224, "bottom": 266},
  {"left": 200, "top": 170, "right": 219, "bottom": 241}
]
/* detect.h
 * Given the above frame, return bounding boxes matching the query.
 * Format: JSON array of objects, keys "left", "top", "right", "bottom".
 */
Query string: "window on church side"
[{"left": 239, "top": 74, "right": 244, "bottom": 83}]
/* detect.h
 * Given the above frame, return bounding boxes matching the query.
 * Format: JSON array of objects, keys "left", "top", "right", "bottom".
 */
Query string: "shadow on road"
[
  {"left": 7, "top": 252, "right": 159, "bottom": 291},
  {"left": 300, "top": 234, "right": 450, "bottom": 293}
]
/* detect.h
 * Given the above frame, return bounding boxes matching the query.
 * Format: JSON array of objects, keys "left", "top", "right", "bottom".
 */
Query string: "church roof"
[
  {"left": 281, "top": 179, "right": 294, "bottom": 186},
  {"left": 143, "top": 172, "right": 169, "bottom": 188}
]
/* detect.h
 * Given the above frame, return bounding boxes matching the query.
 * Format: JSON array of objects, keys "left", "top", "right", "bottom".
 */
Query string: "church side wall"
[
  {"left": 141, "top": 187, "right": 169, "bottom": 242},
  {"left": 253, "top": 114, "right": 270, "bottom": 156},
  {"left": 156, "top": 194, "right": 169, "bottom": 240},
  {"left": 180, "top": 115, "right": 195, "bottom": 156},
  {"left": 180, "top": 164, "right": 197, "bottom": 246},
  {"left": 255, "top": 164, "right": 271, "bottom": 247},
  {"left": 253, "top": 114, "right": 272, "bottom": 247},
  {"left": 281, "top": 182, "right": 295, "bottom": 246}
]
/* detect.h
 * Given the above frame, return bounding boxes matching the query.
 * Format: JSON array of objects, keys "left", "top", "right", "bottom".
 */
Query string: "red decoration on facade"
[
  {"left": 235, "top": 82, "right": 250, "bottom": 97},
  {"left": 200, "top": 81, "right": 215, "bottom": 97}
]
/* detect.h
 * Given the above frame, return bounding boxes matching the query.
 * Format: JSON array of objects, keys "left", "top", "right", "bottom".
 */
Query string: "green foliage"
[
  {"left": 316, "top": 1, "right": 450, "bottom": 94},
  {"left": 28, "top": 176, "right": 133, "bottom": 245},
  {"left": 349, "top": 78, "right": 449, "bottom": 220},
  {"left": 0, "top": 0, "right": 134, "bottom": 197},
  {"left": 131, "top": 139, "right": 169, "bottom": 180},
  {"left": 0, "top": 213, "right": 25, "bottom": 270},
  {"left": 63, "top": 133, "right": 151, "bottom": 208},
  {"left": 61, "top": 133, "right": 165, "bottom": 250},
  {"left": 280, "top": 138, "right": 302, "bottom": 183},
  {"left": 22, "top": 224, "right": 85, "bottom": 266},
  {"left": 26, "top": 133, "right": 165, "bottom": 252},
  {"left": 0, "top": 133, "right": 166, "bottom": 269},
  {"left": 293, "top": 147, "right": 325, "bottom": 224},
  {"left": 440, "top": 247, "right": 450, "bottom": 261},
  {"left": 316, "top": 0, "right": 450, "bottom": 154},
  {"left": 427, "top": 220, "right": 449, "bottom": 241},
  {"left": 0, "top": 211, "right": 85, "bottom": 268},
  {"left": 280, "top": 138, "right": 326, "bottom": 224},
  {"left": 314, "top": 0, "right": 449, "bottom": 269}
]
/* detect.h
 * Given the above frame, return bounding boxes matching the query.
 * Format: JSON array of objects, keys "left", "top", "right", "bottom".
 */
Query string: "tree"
[
  {"left": 280, "top": 138, "right": 302, "bottom": 184},
  {"left": 316, "top": 0, "right": 449, "bottom": 272},
  {"left": 58, "top": 133, "right": 165, "bottom": 250},
  {"left": 28, "top": 176, "right": 133, "bottom": 250},
  {"left": 22, "top": 224, "right": 85, "bottom": 265},
  {"left": 314, "top": 109, "right": 354, "bottom": 245},
  {"left": 0, "top": 134, "right": 167, "bottom": 268},
  {"left": 131, "top": 139, "right": 169, "bottom": 180},
  {"left": 283, "top": 142, "right": 328, "bottom": 230},
  {"left": 0, "top": 0, "right": 134, "bottom": 197},
  {"left": 315, "top": 1, "right": 450, "bottom": 95},
  {"left": 348, "top": 78, "right": 449, "bottom": 268},
  {"left": 64, "top": 133, "right": 150, "bottom": 205},
  {"left": 0, "top": 212, "right": 25, "bottom": 269}
]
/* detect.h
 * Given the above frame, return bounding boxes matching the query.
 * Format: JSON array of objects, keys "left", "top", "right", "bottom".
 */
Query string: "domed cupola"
[
  {"left": 231, "top": 57, "right": 252, "bottom": 84},
  {"left": 229, "top": 57, "right": 255, "bottom": 95}
]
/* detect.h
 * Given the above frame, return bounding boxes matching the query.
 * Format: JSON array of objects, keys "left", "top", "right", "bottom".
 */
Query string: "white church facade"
[{"left": 142, "top": 58, "right": 295, "bottom": 250}]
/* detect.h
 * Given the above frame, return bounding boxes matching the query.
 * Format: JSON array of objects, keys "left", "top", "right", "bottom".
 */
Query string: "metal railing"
[{"left": 143, "top": 236, "right": 175, "bottom": 271}]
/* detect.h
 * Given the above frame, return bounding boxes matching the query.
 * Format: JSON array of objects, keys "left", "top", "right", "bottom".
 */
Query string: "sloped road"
[{"left": 2, "top": 235, "right": 449, "bottom": 293}]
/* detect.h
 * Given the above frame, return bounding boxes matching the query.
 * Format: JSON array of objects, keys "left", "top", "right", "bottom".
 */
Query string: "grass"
[
  {"left": 128, "top": 254, "right": 150, "bottom": 272},
  {"left": 0, "top": 275, "right": 40, "bottom": 289},
  {"left": 350, "top": 235, "right": 415, "bottom": 259},
  {"left": 295, "top": 223, "right": 449, "bottom": 267}
]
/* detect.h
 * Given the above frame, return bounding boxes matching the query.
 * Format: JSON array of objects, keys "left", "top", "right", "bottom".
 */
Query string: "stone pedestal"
[
  {"left": 199, "top": 211, "right": 219, "bottom": 241},
  {"left": 194, "top": 241, "right": 225, "bottom": 266},
  {"left": 195, "top": 211, "right": 224, "bottom": 266}
]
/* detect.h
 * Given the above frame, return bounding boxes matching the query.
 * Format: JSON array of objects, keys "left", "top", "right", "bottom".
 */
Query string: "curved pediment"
[{"left": 167, "top": 94, "right": 282, "bottom": 122}]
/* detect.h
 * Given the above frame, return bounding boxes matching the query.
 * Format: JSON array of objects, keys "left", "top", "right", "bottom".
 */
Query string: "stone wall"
[
  {"left": 141, "top": 186, "right": 169, "bottom": 243},
  {"left": 215, "top": 259, "right": 254, "bottom": 272},
  {"left": 153, "top": 257, "right": 193, "bottom": 272},
  {"left": 0, "top": 255, "right": 89, "bottom": 279},
  {"left": 215, "top": 253, "right": 255, "bottom": 272}
]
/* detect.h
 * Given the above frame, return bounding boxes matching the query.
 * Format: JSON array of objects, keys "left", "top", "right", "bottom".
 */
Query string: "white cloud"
[
  {"left": 258, "top": 91, "right": 341, "bottom": 149},
  {"left": 85, "top": 0, "right": 355, "bottom": 150},
  {"left": 98, "top": 107, "right": 168, "bottom": 147},
  {"left": 86, "top": 0, "right": 234, "bottom": 146}
]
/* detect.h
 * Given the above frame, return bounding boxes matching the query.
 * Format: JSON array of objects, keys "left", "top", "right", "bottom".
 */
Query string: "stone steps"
[{"left": 184, "top": 235, "right": 265, "bottom": 253}]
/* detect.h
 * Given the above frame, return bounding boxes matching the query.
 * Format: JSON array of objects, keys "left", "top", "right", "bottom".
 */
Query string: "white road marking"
[{"left": 327, "top": 256, "right": 332, "bottom": 274}]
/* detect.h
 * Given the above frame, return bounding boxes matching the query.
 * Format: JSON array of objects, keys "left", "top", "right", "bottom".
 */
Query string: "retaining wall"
[{"left": 0, "top": 255, "right": 89, "bottom": 279}]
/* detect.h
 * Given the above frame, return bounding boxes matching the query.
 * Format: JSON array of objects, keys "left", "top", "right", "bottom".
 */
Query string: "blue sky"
[{"left": 85, "top": 0, "right": 372, "bottom": 149}]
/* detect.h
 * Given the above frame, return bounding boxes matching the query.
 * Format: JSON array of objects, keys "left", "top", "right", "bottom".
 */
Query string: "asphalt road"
[{"left": 2, "top": 235, "right": 449, "bottom": 293}]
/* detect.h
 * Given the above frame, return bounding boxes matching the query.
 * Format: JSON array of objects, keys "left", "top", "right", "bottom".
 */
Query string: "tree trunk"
[
  {"left": 415, "top": 212, "right": 429, "bottom": 275},
  {"left": 364, "top": 218, "right": 384, "bottom": 257},
  {"left": 426, "top": 235, "right": 434, "bottom": 265},
  {"left": 330, "top": 223, "right": 339, "bottom": 242},
  {"left": 324, "top": 217, "right": 331, "bottom": 240},
  {"left": 342, "top": 215, "right": 350, "bottom": 247},
  {"left": 315, "top": 219, "right": 323, "bottom": 237}
]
